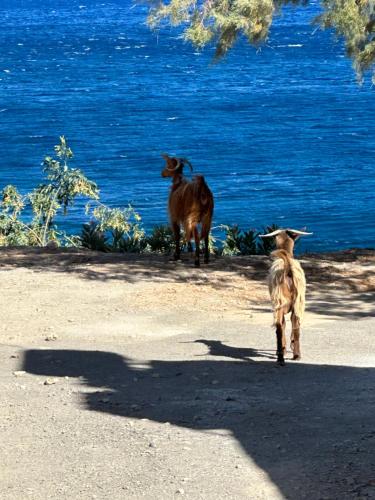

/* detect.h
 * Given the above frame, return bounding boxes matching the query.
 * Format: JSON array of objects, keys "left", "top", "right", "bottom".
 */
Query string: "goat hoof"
[
  {"left": 277, "top": 358, "right": 285, "bottom": 366},
  {"left": 293, "top": 354, "right": 301, "bottom": 361},
  {"left": 204, "top": 258, "right": 209, "bottom": 264},
  {"left": 194, "top": 261, "right": 200, "bottom": 268}
]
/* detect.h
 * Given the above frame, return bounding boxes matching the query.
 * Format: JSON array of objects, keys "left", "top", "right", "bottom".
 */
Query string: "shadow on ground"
[{"left": 23, "top": 346, "right": 375, "bottom": 499}]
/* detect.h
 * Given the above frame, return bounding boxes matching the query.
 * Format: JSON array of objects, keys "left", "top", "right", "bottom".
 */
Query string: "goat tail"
[
  {"left": 269, "top": 249, "right": 306, "bottom": 323},
  {"left": 271, "top": 249, "right": 291, "bottom": 274},
  {"left": 268, "top": 250, "right": 291, "bottom": 317}
]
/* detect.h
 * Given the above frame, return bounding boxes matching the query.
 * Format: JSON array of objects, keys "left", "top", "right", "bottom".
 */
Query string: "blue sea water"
[{"left": 0, "top": 0, "right": 374, "bottom": 252}]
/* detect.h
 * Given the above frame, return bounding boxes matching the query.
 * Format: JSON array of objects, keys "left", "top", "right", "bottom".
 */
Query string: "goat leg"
[
  {"left": 274, "top": 309, "right": 286, "bottom": 365},
  {"left": 282, "top": 317, "right": 287, "bottom": 355},
  {"left": 291, "top": 330, "right": 301, "bottom": 360},
  {"left": 172, "top": 222, "right": 181, "bottom": 261},
  {"left": 276, "top": 323, "right": 285, "bottom": 366},
  {"left": 193, "top": 226, "right": 200, "bottom": 267},
  {"left": 204, "top": 234, "right": 209, "bottom": 264},
  {"left": 291, "top": 313, "right": 301, "bottom": 360}
]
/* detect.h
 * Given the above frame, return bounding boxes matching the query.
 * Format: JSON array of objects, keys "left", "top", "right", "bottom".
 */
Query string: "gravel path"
[{"left": 1, "top": 249, "right": 374, "bottom": 500}]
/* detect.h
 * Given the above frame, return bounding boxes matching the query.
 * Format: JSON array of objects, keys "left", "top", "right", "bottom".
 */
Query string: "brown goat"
[
  {"left": 260, "top": 229, "right": 312, "bottom": 366},
  {"left": 161, "top": 154, "right": 214, "bottom": 267}
]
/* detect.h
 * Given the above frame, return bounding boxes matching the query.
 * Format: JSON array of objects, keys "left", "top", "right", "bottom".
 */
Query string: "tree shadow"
[
  {"left": 308, "top": 288, "right": 375, "bottom": 319},
  {"left": 1, "top": 247, "right": 374, "bottom": 318},
  {"left": 23, "top": 347, "right": 375, "bottom": 499},
  {"left": 0, "top": 247, "right": 259, "bottom": 286}
]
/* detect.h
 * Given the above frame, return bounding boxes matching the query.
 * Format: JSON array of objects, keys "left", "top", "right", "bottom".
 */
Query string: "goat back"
[
  {"left": 268, "top": 250, "right": 306, "bottom": 322},
  {"left": 169, "top": 176, "right": 213, "bottom": 225}
]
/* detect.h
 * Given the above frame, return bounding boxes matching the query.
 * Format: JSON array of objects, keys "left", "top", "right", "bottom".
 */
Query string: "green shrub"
[
  {"left": 221, "top": 225, "right": 242, "bottom": 256},
  {"left": 219, "top": 225, "right": 259, "bottom": 256},
  {"left": 257, "top": 224, "right": 279, "bottom": 255},
  {"left": 146, "top": 225, "right": 175, "bottom": 254},
  {"left": 241, "top": 229, "right": 258, "bottom": 255},
  {"left": 85, "top": 203, "right": 146, "bottom": 253},
  {"left": 81, "top": 223, "right": 110, "bottom": 252},
  {"left": 0, "top": 136, "right": 98, "bottom": 247}
]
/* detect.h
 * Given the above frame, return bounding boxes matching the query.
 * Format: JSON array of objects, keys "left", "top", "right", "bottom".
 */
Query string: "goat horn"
[
  {"left": 180, "top": 158, "right": 193, "bottom": 172},
  {"left": 166, "top": 158, "right": 181, "bottom": 172},
  {"left": 287, "top": 229, "right": 313, "bottom": 236},
  {"left": 162, "top": 152, "right": 177, "bottom": 168},
  {"left": 259, "top": 229, "right": 283, "bottom": 238}
]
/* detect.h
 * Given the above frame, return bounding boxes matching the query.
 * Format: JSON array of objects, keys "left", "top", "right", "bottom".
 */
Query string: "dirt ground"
[{"left": 1, "top": 247, "right": 374, "bottom": 500}]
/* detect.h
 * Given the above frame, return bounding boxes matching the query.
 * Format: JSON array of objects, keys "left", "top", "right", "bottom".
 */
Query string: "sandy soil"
[{"left": 1, "top": 247, "right": 374, "bottom": 500}]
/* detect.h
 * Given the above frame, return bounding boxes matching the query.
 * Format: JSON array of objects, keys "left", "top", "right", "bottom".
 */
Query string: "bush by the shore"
[{"left": 0, "top": 137, "right": 278, "bottom": 256}]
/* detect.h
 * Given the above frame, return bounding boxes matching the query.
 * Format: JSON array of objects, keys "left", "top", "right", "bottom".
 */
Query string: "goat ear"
[
  {"left": 161, "top": 153, "right": 169, "bottom": 160},
  {"left": 286, "top": 231, "right": 300, "bottom": 241}
]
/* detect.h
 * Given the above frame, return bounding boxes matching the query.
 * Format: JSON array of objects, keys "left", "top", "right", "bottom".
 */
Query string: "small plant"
[
  {"left": 207, "top": 231, "right": 218, "bottom": 255},
  {"left": 241, "top": 229, "right": 258, "bottom": 255},
  {"left": 219, "top": 225, "right": 259, "bottom": 256},
  {"left": 146, "top": 225, "right": 175, "bottom": 254},
  {"left": 0, "top": 136, "right": 98, "bottom": 247},
  {"left": 2, "top": 185, "right": 25, "bottom": 217},
  {"left": 85, "top": 202, "right": 146, "bottom": 252},
  {"left": 221, "top": 225, "right": 242, "bottom": 256},
  {"left": 31, "top": 136, "right": 99, "bottom": 246},
  {"left": 0, "top": 185, "right": 38, "bottom": 245},
  {"left": 81, "top": 222, "right": 110, "bottom": 252}
]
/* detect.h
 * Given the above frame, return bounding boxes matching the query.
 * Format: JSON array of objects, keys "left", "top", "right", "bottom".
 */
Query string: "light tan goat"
[
  {"left": 161, "top": 154, "right": 214, "bottom": 267},
  {"left": 260, "top": 229, "right": 312, "bottom": 366}
]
